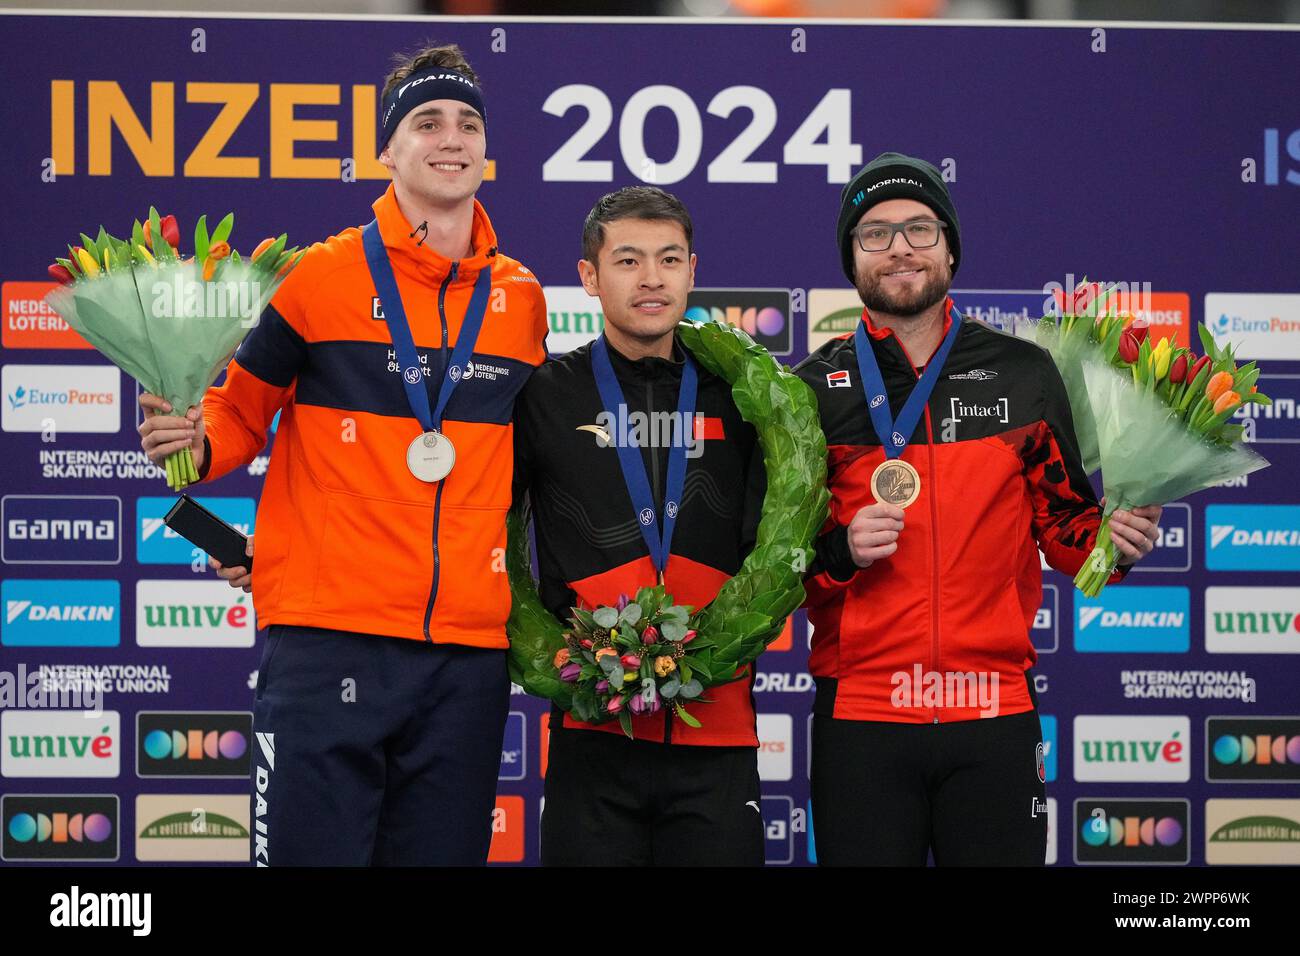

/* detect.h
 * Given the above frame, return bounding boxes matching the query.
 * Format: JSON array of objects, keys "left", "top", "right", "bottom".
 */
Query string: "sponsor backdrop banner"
[{"left": 1, "top": 13, "right": 1297, "bottom": 866}]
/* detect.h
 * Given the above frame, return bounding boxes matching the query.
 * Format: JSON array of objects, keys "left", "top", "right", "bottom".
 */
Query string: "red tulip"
[
  {"left": 1054, "top": 281, "right": 1101, "bottom": 316},
  {"left": 1119, "top": 332, "right": 1141, "bottom": 364},
  {"left": 160, "top": 214, "right": 180, "bottom": 250},
  {"left": 620, "top": 654, "right": 640, "bottom": 669},
  {"left": 606, "top": 695, "right": 625, "bottom": 715},
  {"left": 641, "top": 625, "right": 659, "bottom": 646},
  {"left": 47, "top": 263, "right": 74, "bottom": 285},
  {"left": 1188, "top": 355, "right": 1211, "bottom": 382},
  {"left": 681, "top": 629, "right": 698, "bottom": 644},
  {"left": 1128, "top": 318, "right": 1150, "bottom": 345},
  {"left": 1169, "top": 353, "right": 1189, "bottom": 385}
]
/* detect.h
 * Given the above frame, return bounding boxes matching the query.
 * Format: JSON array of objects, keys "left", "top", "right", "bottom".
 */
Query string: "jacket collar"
[
  {"left": 862, "top": 295, "right": 956, "bottom": 341},
  {"left": 371, "top": 181, "right": 498, "bottom": 279},
  {"left": 601, "top": 330, "right": 687, "bottom": 381}
]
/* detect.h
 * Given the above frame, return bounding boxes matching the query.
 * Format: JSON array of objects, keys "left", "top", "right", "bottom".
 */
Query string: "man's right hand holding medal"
[{"left": 847, "top": 503, "right": 906, "bottom": 569}]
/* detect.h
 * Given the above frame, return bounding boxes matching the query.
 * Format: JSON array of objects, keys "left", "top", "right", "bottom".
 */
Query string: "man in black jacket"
[{"left": 513, "top": 186, "right": 768, "bottom": 865}]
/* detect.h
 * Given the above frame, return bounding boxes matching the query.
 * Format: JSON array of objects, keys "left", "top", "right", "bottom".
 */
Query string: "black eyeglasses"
[{"left": 852, "top": 219, "right": 947, "bottom": 253}]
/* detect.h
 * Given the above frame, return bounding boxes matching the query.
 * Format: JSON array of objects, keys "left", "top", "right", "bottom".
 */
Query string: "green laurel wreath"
[{"left": 506, "top": 319, "right": 830, "bottom": 713}]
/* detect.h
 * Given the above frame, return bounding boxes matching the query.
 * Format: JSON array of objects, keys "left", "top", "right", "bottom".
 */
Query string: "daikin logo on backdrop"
[
  {"left": 1, "top": 579, "right": 119, "bottom": 647},
  {"left": 1206, "top": 504, "right": 1300, "bottom": 570},
  {"left": 136, "top": 497, "right": 254, "bottom": 565},
  {"left": 1074, "top": 587, "right": 1189, "bottom": 653}
]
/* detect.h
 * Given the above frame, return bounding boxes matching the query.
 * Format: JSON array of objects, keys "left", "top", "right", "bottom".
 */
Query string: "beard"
[{"left": 855, "top": 260, "right": 952, "bottom": 317}]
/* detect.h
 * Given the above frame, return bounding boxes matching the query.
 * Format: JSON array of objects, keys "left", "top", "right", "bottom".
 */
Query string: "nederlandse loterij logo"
[{"left": 1073, "top": 715, "right": 1190, "bottom": 782}]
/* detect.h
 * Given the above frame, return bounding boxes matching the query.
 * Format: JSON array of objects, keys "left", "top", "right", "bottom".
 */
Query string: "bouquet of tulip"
[
  {"left": 46, "top": 208, "right": 305, "bottom": 490},
  {"left": 553, "top": 588, "right": 705, "bottom": 736},
  {"left": 1033, "top": 280, "right": 1269, "bottom": 596}
]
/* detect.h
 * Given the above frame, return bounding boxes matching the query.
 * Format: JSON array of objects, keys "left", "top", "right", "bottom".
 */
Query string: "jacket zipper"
[
  {"left": 888, "top": 329, "right": 943, "bottom": 724},
  {"left": 924, "top": 406, "right": 941, "bottom": 724},
  {"left": 646, "top": 374, "right": 673, "bottom": 745},
  {"left": 422, "top": 261, "right": 459, "bottom": 641}
]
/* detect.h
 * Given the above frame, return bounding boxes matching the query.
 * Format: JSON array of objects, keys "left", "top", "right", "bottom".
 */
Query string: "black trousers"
[
  {"left": 251, "top": 624, "right": 510, "bottom": 866},
  {"left": 811, "top": 707, "right": 1048, "bottom": 866},
  {"left": 540, "top": 725, "right": 765, "bottom": 866}
]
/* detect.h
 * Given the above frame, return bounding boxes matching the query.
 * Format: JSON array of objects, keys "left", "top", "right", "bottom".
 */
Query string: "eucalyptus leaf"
[{"left": 593, "top": 607, "right": 619, "bottom": 628}]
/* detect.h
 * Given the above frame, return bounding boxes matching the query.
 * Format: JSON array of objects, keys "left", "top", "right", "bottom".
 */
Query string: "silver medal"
[{"left": 406, "top": 430, "right": 455, "bottom": 482}]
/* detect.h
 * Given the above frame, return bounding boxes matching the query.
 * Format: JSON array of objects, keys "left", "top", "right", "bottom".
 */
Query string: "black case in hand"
[{"left": 164, "top": 495, "right": 253, "bottom": 570}]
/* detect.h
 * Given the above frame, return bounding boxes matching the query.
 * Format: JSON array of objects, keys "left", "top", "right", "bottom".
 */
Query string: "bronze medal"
[{"left": 871, "top": 458, "right": 921, "bottom": 509}]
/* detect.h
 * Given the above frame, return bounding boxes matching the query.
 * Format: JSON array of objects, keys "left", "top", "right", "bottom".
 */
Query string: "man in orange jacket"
[{"left": 139, "top": 44, "right": 547, "bottom": 866}]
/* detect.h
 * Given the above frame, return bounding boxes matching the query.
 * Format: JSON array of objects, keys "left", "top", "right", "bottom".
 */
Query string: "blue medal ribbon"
[
  {"left": 362, "top": 219, "right": 493, "bottom": 434},
  {"left": 590, "top": 336, "right": 698, "bottom": 577},
  {"left": 853, "top": 307, "right": 963, "bottom": 458}
]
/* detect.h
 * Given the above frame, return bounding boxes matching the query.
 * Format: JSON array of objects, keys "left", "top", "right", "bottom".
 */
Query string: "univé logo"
[
  {"left": 1073, "top": 716, "right": 1189, "bottom": 782},
  {"left": 1205, "top": 587, "right": 1300, "bottom": 654}
]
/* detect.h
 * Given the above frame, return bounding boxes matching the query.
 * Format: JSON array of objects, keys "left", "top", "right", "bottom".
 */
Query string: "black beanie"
[{"left": 836, "top": 152, "right": 961, "bottom": 283}]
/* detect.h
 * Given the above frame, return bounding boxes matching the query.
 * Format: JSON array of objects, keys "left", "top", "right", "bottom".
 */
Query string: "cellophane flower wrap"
[
  {"left": 1030, "top": 281, "right": 1270, "bottom": 596},
  {"left": 45, "top": 208, "right": 305, "bottom": 490}
]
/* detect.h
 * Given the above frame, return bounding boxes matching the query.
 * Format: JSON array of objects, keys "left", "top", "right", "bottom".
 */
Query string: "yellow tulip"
[
  {"left": 136, "top": 244, "right": 156, "bottom": 266},
  {"left": 75, "top": 247, "right": 99, "bottom": 277}
]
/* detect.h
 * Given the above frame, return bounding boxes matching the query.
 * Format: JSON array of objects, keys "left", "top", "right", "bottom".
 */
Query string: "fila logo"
[
  {"left": 949, "top": 396, "right": 1010, "bottom": 424},
  {"left": 826, "top": 370, "right": 851, "bottom": 388}
]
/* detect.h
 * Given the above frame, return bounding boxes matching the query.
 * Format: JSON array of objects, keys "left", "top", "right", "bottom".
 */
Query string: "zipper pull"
[{"left": 449, "top": 261, "right": 460, "bottom": 281}]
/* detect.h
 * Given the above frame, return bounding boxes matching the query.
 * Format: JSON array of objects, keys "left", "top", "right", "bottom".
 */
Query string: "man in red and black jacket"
[
  {"left": 513, "top": 186, "right": 767, "bottom": 866},
  {"left": 796, "top": 152, "right": 1164, "bottom": 866}
]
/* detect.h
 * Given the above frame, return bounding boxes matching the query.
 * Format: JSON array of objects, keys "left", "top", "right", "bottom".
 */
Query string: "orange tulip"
[
  {"left": 1213, "top": 390, "right": 1241, "bottom": 415},
  {"left": 1205, "top": 371, "right": 1234, "bottom": 404},
  {"left": 203, "top": 241, "right": 230, "bottom": 281},
  {"left": 251, "top": 238, "right": 276, "bottom": 262}
]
